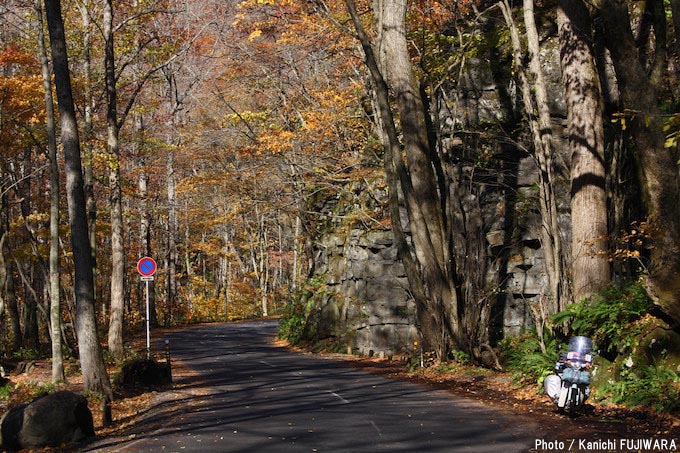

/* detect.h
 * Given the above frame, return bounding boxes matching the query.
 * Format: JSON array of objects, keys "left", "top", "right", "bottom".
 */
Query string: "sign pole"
[
  {"left": 137, "top": 257, "right": 157, "bottom": 360},
  {"left": 145, "top": 279, "right": 150, "bottom": 359}
]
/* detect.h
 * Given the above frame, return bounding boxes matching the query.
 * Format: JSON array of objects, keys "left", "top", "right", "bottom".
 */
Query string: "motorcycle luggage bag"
[{"left": 562, "top": 367, "right": 590, "bottom": 385}]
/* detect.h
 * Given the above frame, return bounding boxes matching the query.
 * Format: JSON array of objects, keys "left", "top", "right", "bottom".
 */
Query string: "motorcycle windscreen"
[
  {"left": 568, "top": 336, "right": 593, "bottom": 355},
  {"left": 567, "top": 336, "right": 594, "bottom": 364}
]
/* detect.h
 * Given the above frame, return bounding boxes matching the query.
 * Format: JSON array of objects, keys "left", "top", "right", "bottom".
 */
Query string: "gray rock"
[{"left": 0, "top": 390, "right": 94, "bottom": 450}]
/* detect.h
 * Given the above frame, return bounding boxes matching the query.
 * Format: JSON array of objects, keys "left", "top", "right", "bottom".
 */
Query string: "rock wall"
[
  {"left": 312, "top": 228, "right": 418, "bottom": 356},
  {"left": 304, "top": 34, "right": 573, "bottom": 355}
]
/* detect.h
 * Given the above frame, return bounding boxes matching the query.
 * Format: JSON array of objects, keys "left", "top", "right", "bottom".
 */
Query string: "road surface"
[{"left": 83, "top": 320, "right": 540, "bottom": 452}]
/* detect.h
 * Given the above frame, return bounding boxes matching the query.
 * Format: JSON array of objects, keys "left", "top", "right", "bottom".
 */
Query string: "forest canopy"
[{"left": 0, "top": 0, "right": 679, "bottom": 402}]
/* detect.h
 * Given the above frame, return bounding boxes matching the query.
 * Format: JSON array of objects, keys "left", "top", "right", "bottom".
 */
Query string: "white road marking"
[
  {"left": 328, "top": 391, "right": 350, "bottom": 404},
  {"left": 370, "top": 421, "right": 383, "bottom": 437}
]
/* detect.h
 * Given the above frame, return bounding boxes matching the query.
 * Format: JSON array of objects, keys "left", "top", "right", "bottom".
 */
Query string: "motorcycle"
[{"left": 543, "top": 336, "right": 594, "bottom": 415}]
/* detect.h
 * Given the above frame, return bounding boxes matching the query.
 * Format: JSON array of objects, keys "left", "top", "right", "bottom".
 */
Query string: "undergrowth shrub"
[
  {"left": 599, "top": 364, "right": 680, "bottom": 412},
  {"left": 278, "top": 305, "right": 306, "bottom": 345},
  {"left": 499, "top": 331, "right": 558, "bottom": 388},
  {"left": 12, "top": 347, "right": 42, "bottom": 361},
  {"left": 278, "top": 275, "right": 326, "bottom": 345},
  {"left": 0, "top": 382, "right": 13, "bottom": 401},
  {"left": 552, "top": 281, "right": 652, "bottom": 357}
]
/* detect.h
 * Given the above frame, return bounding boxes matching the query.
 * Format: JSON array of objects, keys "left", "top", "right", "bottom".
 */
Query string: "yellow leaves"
[
  {"left": 237, "top": 0, "right": 279, "bottom": 8},
  {"left": 249, "top": 29, "right": 263, "bottom": 41},
  {"left": 611, "top": 110, "right": 639, "bottom": 130},
  {"left": 608, "top": 221, "right": 657, "bottom": 268},
  {"left": 663, "top": 113, "right": 680, "bottom": 150},
  {"left": 223, "top": 110, "right": 268, "bottom": 127}
]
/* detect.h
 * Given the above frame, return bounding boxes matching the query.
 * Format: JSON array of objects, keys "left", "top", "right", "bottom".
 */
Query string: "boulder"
[
  {"left": 115, "top": 358, "right": 172, "bottom": 390},
  {"left": 0, "top": 390, "right": 94, "bottom": 450}
]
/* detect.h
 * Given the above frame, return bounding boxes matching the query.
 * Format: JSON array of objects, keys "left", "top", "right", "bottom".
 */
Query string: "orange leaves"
[
  {"left": 260, "top": 128, "right": 295, "bottom": 155},
  {"left": 0, "top": 47, "right": 46, "bottom": 152},
  {"left": 0, "top": 46, "right": 39, "bottom": 67}
]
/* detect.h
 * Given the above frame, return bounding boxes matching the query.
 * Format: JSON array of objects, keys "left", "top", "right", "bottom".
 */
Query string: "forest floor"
[{"left": 2, "top": 321, "right": 679, "bottom": 452}]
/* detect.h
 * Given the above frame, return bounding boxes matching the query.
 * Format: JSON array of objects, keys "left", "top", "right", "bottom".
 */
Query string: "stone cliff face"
[
  {"left": 302, "top": 35, "right": 572, "bottom": 356},
  {"left": 313, "top": 228, "right": 417, "bottom": 356}
]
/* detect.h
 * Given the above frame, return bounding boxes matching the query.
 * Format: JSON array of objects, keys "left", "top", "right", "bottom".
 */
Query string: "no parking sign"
[
  {"left": 137, "top": 256, "right": 156, "bottom": 357},
  {"left": 137, "top": 257, "right": 157, "bottom": 278}
]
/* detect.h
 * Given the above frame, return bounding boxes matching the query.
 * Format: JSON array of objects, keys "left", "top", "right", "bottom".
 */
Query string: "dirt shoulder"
[{"left": 314, "top": 348, "right": 680, "bottom": 441}]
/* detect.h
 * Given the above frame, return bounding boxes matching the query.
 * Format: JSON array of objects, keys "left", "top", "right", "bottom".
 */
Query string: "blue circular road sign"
[{"left": 137, "top": 257, "right": 157, "bottom": 277}]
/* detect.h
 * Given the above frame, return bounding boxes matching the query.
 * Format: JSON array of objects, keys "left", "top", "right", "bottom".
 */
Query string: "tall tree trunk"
[
  {"left": 137, "top": 119, "right": 158, "bottom": 327},
  {"left": 345, "top": 0, "right": 459, "bottom": 359},
  {"left": 36, "top": 0, "right": 65, "bottom": 382},
  {"left": 18, "top": 148, "right": 40, "bottom": 350},
  {"left": 44, "top": 0, "right": 113, "bottom": 408},
  {"left": 77, "top": 0, "right": 97, "bottom": 272},
  {"left": 558, "top": 0, "right": 610, "bottom": 300},
  {"left": 599, "top": 0, "right": 680, "bottom": 324},
  {"left": 501, "top": 0, "right": 568, "bottom": 319},
  {"left": 0, "top": 184, "right": 8, "bottom": 330},
  {"left": 0, "top": 231, "right": 6, "bottom": 329},
  {"left": 104, "top": 0, "right": 126, "bottom": 361},
  {"left": 166, "top": 152, "right": 177, "bottom": 325}
]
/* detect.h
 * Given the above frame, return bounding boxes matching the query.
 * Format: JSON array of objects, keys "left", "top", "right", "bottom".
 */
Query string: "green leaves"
[
  {"left": 552, "top": 281, "right": 652, "bottom": 355},
  {"left": 601, "top": 364, "right": 680, "bottom": 412},
  {"left": 499, "top": 331, "right": 558, "bottom": 387}
]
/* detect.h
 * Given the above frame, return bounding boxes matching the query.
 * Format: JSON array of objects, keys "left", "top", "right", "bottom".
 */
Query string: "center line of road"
[
  {"left": 328, "top": 391, "right": 350, "bottom": 404},
  {"left": 370, "top": 421, "right": 383, "bottom": 437}
]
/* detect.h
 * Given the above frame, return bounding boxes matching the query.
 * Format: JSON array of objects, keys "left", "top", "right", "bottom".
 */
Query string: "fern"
[
  {"left": 499, "top": 332, "right": 558, "bottom": 387},
  {"left": 552, "top": 281, "right": 652, "bottom": 355},
  {"left": 601, "top": 364, "right": 680, "bottom": 413}
]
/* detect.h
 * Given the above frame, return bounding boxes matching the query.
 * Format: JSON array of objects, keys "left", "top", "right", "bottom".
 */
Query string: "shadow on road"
[{"left": 80, "top": 320, "right": 538, "bottom": 452}]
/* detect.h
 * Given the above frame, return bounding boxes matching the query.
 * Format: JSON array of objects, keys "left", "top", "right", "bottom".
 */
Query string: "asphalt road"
[{"left": 83, "top": 320, "right": 541, "bottom": 452}]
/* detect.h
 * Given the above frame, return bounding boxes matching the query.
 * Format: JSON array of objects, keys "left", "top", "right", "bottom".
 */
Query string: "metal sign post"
[{"left": 137, "top": 257, "right": 157, "bottom": 359}]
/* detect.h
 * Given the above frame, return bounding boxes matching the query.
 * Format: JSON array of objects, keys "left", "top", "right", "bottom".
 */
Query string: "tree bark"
[
  {"left": 36, "top": 0, "right": 65, "bottom": 382},
  {"left": 345, "top": 0, "right": 459, "bottom": 358},
  {"left": 137, "top": 118, "right": 158, "bottom": 327},
  {"left": 44, "top": 0, "right": 113, "bottom": 404},
  {"left": 18, "top": 148, "right": 40, "bottom": 350},
  {"left": 166, "top": 151, "right": 178, "bottom": 325},
  {"left": 558, "top": 0, "right": 610, "bottom": 300},
  {"left": 501, "top": 0, "right": 568, "bottom": 316},
  {"left": 599, "top": 0, "right": 680, "bottom": 325},
  {"left": 77, "top": 0, "right": 98, "bottom": 271},
  {"left": 104, "top": 0, "right": 126, "bottom": 361}
]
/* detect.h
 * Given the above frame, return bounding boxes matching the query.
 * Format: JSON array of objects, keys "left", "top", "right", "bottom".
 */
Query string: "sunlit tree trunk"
[
  {"left": 183, "top": 205, "right": 194, "bottom": 317},
  {"left": 346, "top": 0, "right": 459, "bottom": 359},
  {"left": 558, "top": 0, "right": 610, "bottom": 301},
  {"left": 598, "top": 0, "right": 680, "bottom": 324},
  {"left": 500, "top": 0, "right": 568, "bottom": 321},
  {"left": 44, "top": 0, "right": 113, "bottom": 413},
  {"left": 103, "top": 0, "right": 126, "bottom": 361},
  {"left": 166, "top": 151, "right": 178, "bottom": 324},
  {"left": 138, "top": 133, "right": 158, "bottom": 327},
  {"left": 36, "top": 0, "right": 65, "bottom": 382}
]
